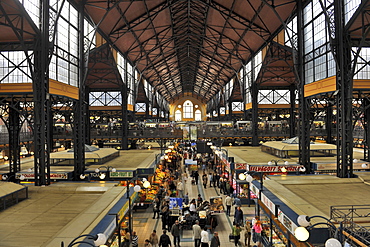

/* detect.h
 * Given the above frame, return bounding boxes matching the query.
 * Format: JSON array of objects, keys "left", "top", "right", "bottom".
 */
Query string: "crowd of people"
[{"left": 125, "top": 145, "right": 264, "bottom": 247}]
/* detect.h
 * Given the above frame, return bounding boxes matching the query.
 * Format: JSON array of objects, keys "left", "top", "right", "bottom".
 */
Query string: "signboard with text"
[
  {"left": 278, "top": 209, "right": 298, "bottom": 235},
  {"left": 16, "top": 172, "right": 68, "bottom": 180},
  {"left": 110, "top": 171, "right": 134, "bottom": 178},
  {"left": 235, "top": 163, "right": 247, "bottom": 169},
  {"left": 261, "top": 193, "right": 276, "bottom": 215},
  {"left": 248, "top": 165, "right": 303, "bottom": 173}
]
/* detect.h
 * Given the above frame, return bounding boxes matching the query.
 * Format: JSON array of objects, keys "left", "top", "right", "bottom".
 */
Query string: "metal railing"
[{"left": 331, "top": 205, "right": 370, "bottom": 246}]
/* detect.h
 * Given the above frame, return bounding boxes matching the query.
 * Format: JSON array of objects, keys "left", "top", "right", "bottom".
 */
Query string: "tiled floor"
[{"left": 133, "top": 164, "right": 257, "bottom": 247}]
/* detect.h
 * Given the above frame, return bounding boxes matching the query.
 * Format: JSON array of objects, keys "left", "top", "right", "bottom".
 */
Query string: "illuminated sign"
[
  {"left": 110, "top": 171, "right": 134, "bottom": 178},
  {"left": 16, "top": 173, "right": 68, "bottom": 180},
  {"left": 248, "top": 165, "right": 303, "bottom": 173}
]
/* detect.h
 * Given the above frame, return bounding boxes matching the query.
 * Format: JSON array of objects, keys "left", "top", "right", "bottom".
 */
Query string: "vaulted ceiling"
[{"left": 77, "top": 0, "right": 298, "bottom": 103}]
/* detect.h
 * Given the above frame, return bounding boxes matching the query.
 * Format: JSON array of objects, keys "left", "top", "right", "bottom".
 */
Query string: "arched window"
[
  {"left": 175, "top": 110, "right": 182, "bottom": 121},
  {"left": 183, "top": 100, "right": 193, "bottom": 119},
  {"left": 195, "top": 110, "right": 201, "bottom": 121}
]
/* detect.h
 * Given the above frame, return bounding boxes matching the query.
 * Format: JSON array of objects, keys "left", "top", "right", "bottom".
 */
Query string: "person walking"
[
  {"left": 161, "top": 203, "right": 170, "bottom": 230},
  {"left": 194, "top": 171, "right": 199, "bottom": 185},
  {"left": 131, "top": 231, "right": 138, "bottom": 247},
  {"left": 212, "top": 173, "right": 217, "bottom": 187},
  {"left": 214, "top": 173, "right": 220, "bottom": 188},
  {"left": 202, "top": 174, "right": 208, "bottom": 189},
  {"left": 159, "top": 230, "right": 172, "bottom": 247},
  {"left": 208, "top": 173, "right": 213, "bottom": 187},
  {"left": 233, "top": 197, "right": 242, "bottom": 211},
  {"left": 234, "top": 206, "right": 244, "bottom": 226},
  {"left": 177, "top": 180, "right": 184, "bottom": 198},
  {"left": 210, "top": 231, "right": 220, "bottom": 247},
  {"left": 224, "top": 195, "right": 233, "bottom": 216},
  {"left": 183, "top": 193, "right": 189, "bottom": 205},
  {"left": 244, "top": 219, "right": 252, "bottom": 247},
  {"left": 192, "top": 220, "right": 202, "bottom": 247},
  {"left": 170, "top": 220, "right": 181, "bottom": 247},
  {"left": 200, "top": 226, "right": 209, "bottom": 247},
  {"left": 190, "top": 199, "right": 197, "bottom": 215},
  {"left": 197, "top": 194, "right": 203, "bottom": 207},
  {"left": 153, "top": 198, "right": 161, "bottom": 219},
  {"left": 149, "top": 230, "right": 159, "bottom": 247},
  {"left": 220, "top": 177, "right": 227, "bottom": 194},
  {"left": 231, "top": 223, "right": 242, "bottom": 247}
]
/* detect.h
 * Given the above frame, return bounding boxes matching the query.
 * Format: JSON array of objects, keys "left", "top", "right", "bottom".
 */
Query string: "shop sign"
[
  {"left": 261, "top": 193, "right": 275, "bottom": 215},
  {"left": 110, "top": 171, "right": 134, "bottom": 178},
  {"left": 185, "top": 159, "right": 197, "bottom": 165},
  {"left": 15, "top": 172, "right": 68, "bottom": 180},
  {"left": 169, "top": 197, "right": 183, "bottom": 209},
  {"left": 248, "top": 165, "right": 303, "bottom": 173},
  {"left": 235, "top": 163, "right": 247, "bottom": 169},
  {"left": 277, "top": 209, "right": 298, "bottom": 235}
]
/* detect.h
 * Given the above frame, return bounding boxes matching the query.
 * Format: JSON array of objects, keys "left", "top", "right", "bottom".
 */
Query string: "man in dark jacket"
[
  {"left": 159, "top": 230, "right": 172, "bottom": 247},
  {"left": 234, "top": 206, "right": 244, "bottom": 226},
  {"left": 170, "top": 220, "right": 181, "bottom": 247},
  {"left": 210, "top": 232, "right": 220, "bottom": 247}
]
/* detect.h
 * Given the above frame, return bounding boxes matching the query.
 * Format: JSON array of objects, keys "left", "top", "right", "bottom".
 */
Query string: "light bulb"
[
  {"left": 325, "top": 238, "right": 341, "bottom": 247},
  {"left": 134, "top": 185, "right": 141, "bottom": 192},
  {"left": 143, "top": 181, "right": 151, "bottom": 188},
  {"left": 297, "top": 215, "right": 310, "bottom": 227},
  {"left": 294, "top": 227, "right": 309, "bottom": 241}
]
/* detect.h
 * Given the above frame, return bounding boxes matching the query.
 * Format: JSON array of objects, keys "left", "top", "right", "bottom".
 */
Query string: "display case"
[
  {"left": 260, "top": 215, "right": 288, "bottom": 247},
  {"left": 236, "top": 180, "right": 257, "bottom": 204}
]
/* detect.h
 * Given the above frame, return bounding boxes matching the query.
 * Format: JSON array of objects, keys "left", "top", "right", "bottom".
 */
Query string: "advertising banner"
[{"left": 248, "top": 165, "right": 303, "bottom": 173}]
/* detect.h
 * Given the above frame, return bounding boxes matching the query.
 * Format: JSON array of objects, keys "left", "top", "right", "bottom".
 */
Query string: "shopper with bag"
[{"left": 231, "top": 223, "right": 242, "bottom": 247}]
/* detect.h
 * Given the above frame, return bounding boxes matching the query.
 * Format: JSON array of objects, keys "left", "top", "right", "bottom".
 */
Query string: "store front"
[
  {"left": 250, "top": 181, "right": 308, "bottom": 247},
  {"left": 89, "top": 187, "right": 138, "bottom": 247}
]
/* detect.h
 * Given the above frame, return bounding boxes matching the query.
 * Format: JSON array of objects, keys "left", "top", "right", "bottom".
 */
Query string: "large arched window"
[
  {"left": 183, "top": 100, "right": 193, "bottom": 118},
  {"left": 175, "top": 110, "right": 182, "bottom": 121},
  {"left": 195, "top": 110, "right": 201, "bottom": 121}
]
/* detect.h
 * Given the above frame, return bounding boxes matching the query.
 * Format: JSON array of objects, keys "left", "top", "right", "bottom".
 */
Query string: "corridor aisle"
[{"left": 134, "top": 164, "right": 257, "bottom": 247}]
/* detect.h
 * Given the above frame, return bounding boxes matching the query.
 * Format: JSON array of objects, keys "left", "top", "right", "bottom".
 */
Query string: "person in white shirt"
[
  {"left": 189, "top": 199, "right": 197, "bottom": 215},
  {"left": 200, "top": 226, "right": 209, "bottom": 247},
  {"left": 225, "top": 195, "right": 233, "bottom": 216},
  {"left": 177, "top": 181, "right": 184, "bottom": 198}
]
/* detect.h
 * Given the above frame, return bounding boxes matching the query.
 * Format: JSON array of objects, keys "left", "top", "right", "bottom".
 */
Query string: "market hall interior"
[{"left": 1, "top": 145, "right": 370, "bottom": 247}]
